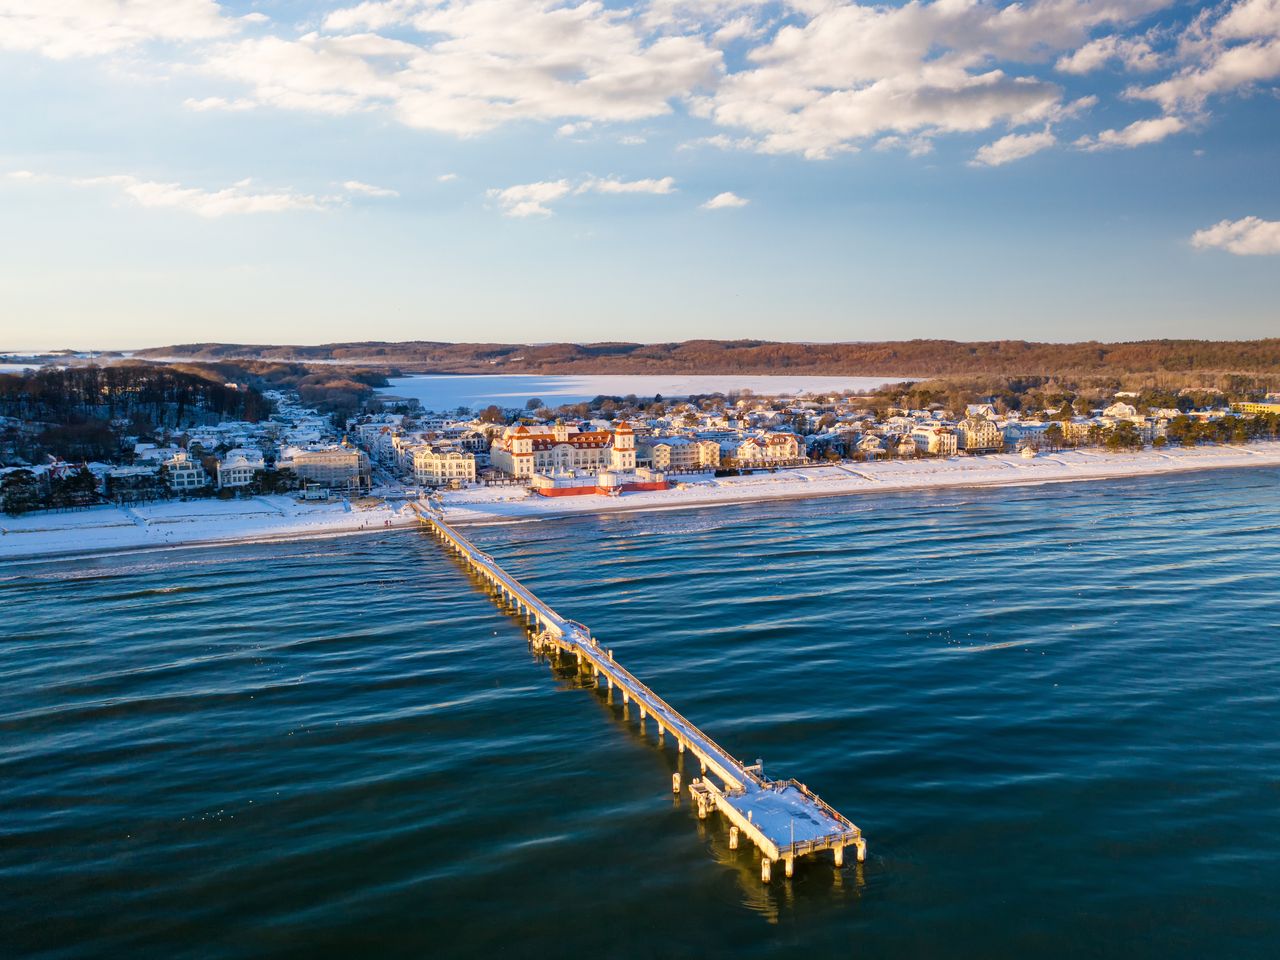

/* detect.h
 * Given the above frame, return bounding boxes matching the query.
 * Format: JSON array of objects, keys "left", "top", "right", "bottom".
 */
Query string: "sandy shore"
[
  {"left": 438, "top": 442, "right": 1280, "bottom": 525},
  {"left": 4, "top": 443, "right": 1279, "bottom": 561}
]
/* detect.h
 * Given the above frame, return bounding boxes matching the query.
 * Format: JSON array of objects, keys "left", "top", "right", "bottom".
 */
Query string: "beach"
[
  {"left": 439, "top": 442, "right": 1280, "bottom": 524},
  {"left": 0, "top": 494, "right": 421, "bottom": 562},
  {"left": 4, "top": 442, "right": 1280, "bottom": 560}
]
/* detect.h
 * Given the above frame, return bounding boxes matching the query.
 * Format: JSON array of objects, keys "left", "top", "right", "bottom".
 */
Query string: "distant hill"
[{"left": 134, "top": 339, "right": 1280, "bottom": 377}]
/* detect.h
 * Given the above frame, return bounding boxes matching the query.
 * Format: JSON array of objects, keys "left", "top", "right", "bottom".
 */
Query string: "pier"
[{"left": 412, "top": 501, "right": 866, "bottom": 882}]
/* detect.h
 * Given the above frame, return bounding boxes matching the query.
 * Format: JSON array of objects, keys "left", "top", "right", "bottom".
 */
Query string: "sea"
[
  {"left": 3, "top": 468, "right": 1279, "bottom": 958},
  {"left": 376, "top": 373, "right": 906, "bottom": 412}
]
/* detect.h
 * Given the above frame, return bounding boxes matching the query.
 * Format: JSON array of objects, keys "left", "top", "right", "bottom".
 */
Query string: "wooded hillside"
[{"left": 135, "top": 339, "right": 1280, "bottom": 378}]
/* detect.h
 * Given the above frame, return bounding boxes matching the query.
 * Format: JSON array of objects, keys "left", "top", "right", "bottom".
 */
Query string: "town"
[{"left": 4, "top": 361, "right": 1280, "bottom": 515}]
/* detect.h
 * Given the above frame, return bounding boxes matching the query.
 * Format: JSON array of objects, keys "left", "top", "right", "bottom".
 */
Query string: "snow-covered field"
[
  {"left": 0, "top": 495, "right": 419, "bottom": 561},
  {"left": 439, "top": 443, "right": 1280, "bottom": 524}
]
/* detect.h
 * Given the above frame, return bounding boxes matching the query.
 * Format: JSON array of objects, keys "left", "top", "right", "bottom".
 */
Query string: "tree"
[
  {"left": 1, "top": 469, "right": 42, "bottom": 515},
  {"left": 1103, "top": 421, "right": 1143, "bottom": 451},
  {"left": 47, "top": 467, "right": 100, "bottom": 509},
  {"left": 1044, "top": 423, "right": 1064, "bottom": 448},
  {"left": 525, "top": 398, "right": 544, "bottom": 411},
  {"left": 478, "top": 405, "right": 506, "bottom": 424}
]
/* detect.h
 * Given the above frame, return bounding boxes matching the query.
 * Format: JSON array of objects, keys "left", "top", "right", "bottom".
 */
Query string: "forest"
[
  {"left": 0, "top": 363, "right": 269, "bottom": 463},
  {"left": 134, "top": 339, "right": 1280, "bottom": 380}
]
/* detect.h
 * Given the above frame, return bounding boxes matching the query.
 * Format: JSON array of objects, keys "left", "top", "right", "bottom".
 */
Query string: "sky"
[{"left": 0, "top": 0, "right": 1278, "bottom": 351}]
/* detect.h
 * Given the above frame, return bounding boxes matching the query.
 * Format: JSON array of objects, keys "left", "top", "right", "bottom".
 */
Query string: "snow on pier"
[{"left": 412, "top": 501, "right": 866, "bottom": 882}]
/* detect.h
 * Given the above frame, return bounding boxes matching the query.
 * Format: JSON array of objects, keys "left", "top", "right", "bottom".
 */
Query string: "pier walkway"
[{"left": 412, "top": 501, "right": 865, "bottom": 882}]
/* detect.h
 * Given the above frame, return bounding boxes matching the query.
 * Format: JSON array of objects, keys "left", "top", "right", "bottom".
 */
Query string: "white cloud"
[
  {"left": 618, "top": 134, "right": 647, "bottom": 145},
  {"left": 183, "top": 95, "right": 256, "bottom": 112},
  {"left": 970, "top": 129, "right": 1056, "bottom": 166},
  {"left": 0, "top": 0, "right": 233, "bottom": 59},
  {"left": 437, "top": 173, "right": 459, "bottom": 182},
  {"left": 203, "top": 1, "right": 723, "bottom": 136},
  {"left": 10, "top": 0, "right": 1279, "bottom": 168},
  {"left": 1129, "top": 0, "right": 1280, "bottom": 112},
  {"left": 699, "top": 0, "right": 1171, "bottom": 158},
  {"left": 68, "top": 175, "right": 330, "bottom": 217},
  {"left": 8, "top": 167, "right": 342, "bottom": 217},
  {"left": 486, "top": 179, "right": 573, "bottom": 217},
  {"left": 74, "top": 175, "right": 329, "bottom": 217},
  {"left": 874, "top": 134, "right": 935, "bottom": 157},
  {"left": 1056, "top": 34, "right": 1161, "bottom": 74},
  {"left": 580, "top": 176, "right": 676, "bottom": 194},
  {"left": 487, "top": 174, "right": 678, "bottom": 215},
  {"left": 1075, "top": 114, "right": 1186, "bottom": 150},
  {"left": 1191, "top": 215, "right": 1280, "bottom": 255},
  {"left": 343, "top": 179, "right": 399, "bottom": 197},
  {"left": 557, "top": 121, "right": 593, "bottom": 138},
  {"left": 701, "top": 190, "right": 748, "bottom": 209}
]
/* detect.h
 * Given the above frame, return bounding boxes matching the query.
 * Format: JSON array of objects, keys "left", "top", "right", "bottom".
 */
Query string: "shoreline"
[
  {"left": 438, "top": 443, "right": 1280, "bottom": 526},
  {"left": 3, "top": 444, "right": 1279, "bottom": 562}
]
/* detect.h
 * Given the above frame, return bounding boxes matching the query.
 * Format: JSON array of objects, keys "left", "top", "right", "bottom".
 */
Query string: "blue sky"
[{"left": 1, "top": 0, "right": 1277, "bottom": 351}]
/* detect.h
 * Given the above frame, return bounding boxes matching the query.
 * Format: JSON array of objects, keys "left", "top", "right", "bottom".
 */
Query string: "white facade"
[
  {"left": 216, "top": 448, "right": 265, "bottom": 488},
  {"left": 412, "top": 447, "right": 477, "bottom": 486},
  {"left": 641, "top": 438, "right": 721, "bottom": 471},
  {"left": 279, "top": 444, "right": 370, "bottom": 490},
  {"left": 163, "top": 451, "right": 209, "bottom": 491},
  {"left": 491, "top": 422, "right": 637, "bottom": 478},
  {"left": 912, "top": 427, "right": 958, "bottom": 456}
]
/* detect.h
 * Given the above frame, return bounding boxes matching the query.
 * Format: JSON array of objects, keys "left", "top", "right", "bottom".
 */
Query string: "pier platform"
[{"left": 412, "top": 501, "right": 865, "bottom": 881}]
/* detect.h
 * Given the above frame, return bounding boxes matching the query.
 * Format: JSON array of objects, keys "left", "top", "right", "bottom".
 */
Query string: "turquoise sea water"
[{"left": 3, "top": 469, "right": 1280, "bottom": 958}]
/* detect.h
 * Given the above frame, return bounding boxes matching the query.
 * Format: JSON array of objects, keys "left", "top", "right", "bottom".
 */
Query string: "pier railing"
[{"left": 411, "top": 500, "right": 865, "bottom": 881}]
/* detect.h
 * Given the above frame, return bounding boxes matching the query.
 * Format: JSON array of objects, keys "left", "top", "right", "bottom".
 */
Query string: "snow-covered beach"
[
  {"left": 5, "top": 443, "right": 1280, "bottom": 561},
  {"left": 0, "top": 495, "right": 420, "bottom": 562},
  {"left": 439, "top": 443, "right": 1280, "bottom": 525}
]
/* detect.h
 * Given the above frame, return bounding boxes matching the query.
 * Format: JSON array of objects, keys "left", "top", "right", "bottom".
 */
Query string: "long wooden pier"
[{"left": 412, "top": 501, "right": 865, "bottom": 882}]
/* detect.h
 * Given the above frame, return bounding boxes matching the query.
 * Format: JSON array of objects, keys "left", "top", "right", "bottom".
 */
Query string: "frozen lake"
[{"left": 377, "top": 373, "right": 908, "bottom": 412}]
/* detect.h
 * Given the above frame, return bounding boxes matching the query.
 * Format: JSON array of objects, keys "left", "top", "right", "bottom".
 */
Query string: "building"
[
  {"left": 489, "top": 422, "right": 636, "bottom": 479},
  {"left": 956, "top": 415, "right": 1005, "bottom": 453},
  {"left": 278, "top": 443, "right": 370, "bottom": 491},
  {"left": 163, "top": 451, "right": 209, "bottom": 492},
  {"left": 727, "top": 432, "right": 803, "bottom": 466},
  {"left": 1060, "top": 419, "right": 1094, "bottom": 444},
  {"left": 1233, "top": 401, "right": 1280, "bottom": 416},
  {"left": 911, "top": 426, "right": 958, "bottom": 456},
  {"left": 639, "top": 437, "right": 721, "bottom": 471},
  {"left": 216, "top": 448, "right": 264, "bottom": 489},
  {"left": 530, "top": 467, "right": 669, "bottom": 497},
  {"left": 412, "top": 447, "right": 477, "bottom": 487}
]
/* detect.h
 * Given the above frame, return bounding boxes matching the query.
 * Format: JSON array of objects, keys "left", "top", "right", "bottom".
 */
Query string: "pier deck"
[{"left": 412, "top": 501, "right": 865, "bottom": 881}]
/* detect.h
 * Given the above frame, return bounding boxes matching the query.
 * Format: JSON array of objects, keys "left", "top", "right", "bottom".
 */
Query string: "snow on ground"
[
  {"left": 5, "top": 443, "right": 1280, "bottom": 559},
  {"left": 439, "top": 443, "right": 1280, "bottom": 524},
  {"left": 0, "top": 494, "right": 419, "bottom": 560}
]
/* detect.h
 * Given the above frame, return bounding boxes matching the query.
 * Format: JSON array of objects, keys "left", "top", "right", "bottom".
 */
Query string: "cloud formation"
[
  {"left": 0, "top": 0, "right": 233, "bottom": 59},
  {"left": 3, "top": 169, "right": 389, "bottom": 217},
  {"left": 343, "top": 179, "right": 399, "bottom": 197},
  {"left": 971, "top": 129, "right": 1056, "bottom": 166},
  {"left": 6, "top": 0, "right": 1280, "bottom": 165},
  {"left": 1075, "top": 115, "right": 1186, "bottom": 150},
  {"left": 701, "top": 190, "right": 748, "bottom": 209},
  {"left": 487, "top": 174, "right": 678, "bottom": 216},
  {"left": 1191, "top": 215, "right": 1280, "bottom": 255},
  {"left": 74, "top": 175, "right": 328, "bottom": 217}
]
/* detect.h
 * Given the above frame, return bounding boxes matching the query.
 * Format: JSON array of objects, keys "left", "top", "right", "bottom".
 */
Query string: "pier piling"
[{"left": 413, "top": 502, "right": 865, "bottom": 883}]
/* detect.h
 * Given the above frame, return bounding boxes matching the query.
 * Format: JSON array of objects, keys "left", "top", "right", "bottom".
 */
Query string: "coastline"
[
  {"left": 438, "top": 442, "right": 1280, "bottom": 525},
  {"left": 0, "top": 495, "right": 421, "bottom": 564},
  {"left": 4, "top": 443, "right": 1279, "bottom": 562}
]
